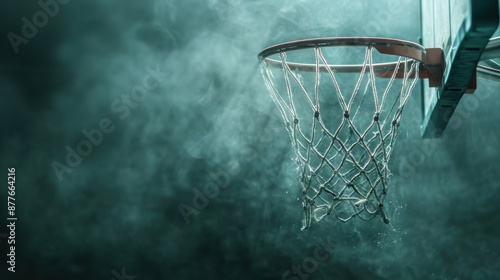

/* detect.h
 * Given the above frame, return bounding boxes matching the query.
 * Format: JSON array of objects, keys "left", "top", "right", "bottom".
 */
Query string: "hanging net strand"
[{"left": 259, "top": 38, "right": 422, "bottom": 230}]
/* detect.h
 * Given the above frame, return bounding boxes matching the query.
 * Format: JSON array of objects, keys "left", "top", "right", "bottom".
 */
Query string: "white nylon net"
[{"left": 260, "top": 46, "right": 419, "bottom": 230}]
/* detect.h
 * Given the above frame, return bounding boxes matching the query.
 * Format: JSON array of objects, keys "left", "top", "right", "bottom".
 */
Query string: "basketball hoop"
[{"left": 258, "top": 37, "right": 443, "bottom": 230}]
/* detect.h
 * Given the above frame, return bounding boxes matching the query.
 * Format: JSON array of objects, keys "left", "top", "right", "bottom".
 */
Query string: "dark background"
[{"left": 1, "top": 0, "right": 500, "bottom": 279}]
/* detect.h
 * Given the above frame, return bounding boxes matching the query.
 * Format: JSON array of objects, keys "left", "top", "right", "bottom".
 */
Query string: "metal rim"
[
  {"left": 257, "top": 37, "right": 430, "bottom": 78},
  {"left": 258, "top": 37, "right": 427, "bottom": 62}
]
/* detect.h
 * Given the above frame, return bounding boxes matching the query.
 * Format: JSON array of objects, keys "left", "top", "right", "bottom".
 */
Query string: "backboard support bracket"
[{"left": 420, "top": 48, "right": 445, "bottom": 87}]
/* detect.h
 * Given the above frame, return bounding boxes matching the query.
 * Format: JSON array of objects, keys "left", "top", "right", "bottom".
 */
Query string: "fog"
[{"left": 1, "top": 0, "right": 500, "bottom": 279}]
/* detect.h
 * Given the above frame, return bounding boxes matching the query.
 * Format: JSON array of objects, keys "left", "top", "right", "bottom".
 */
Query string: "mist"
[{"left": 1, "top": 0, "right": 500, "bottom": 279}]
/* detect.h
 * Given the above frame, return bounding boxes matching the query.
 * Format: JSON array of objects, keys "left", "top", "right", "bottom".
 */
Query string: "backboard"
[{"left": 421, "top": 0, "right": 499, "bottom": 137}]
